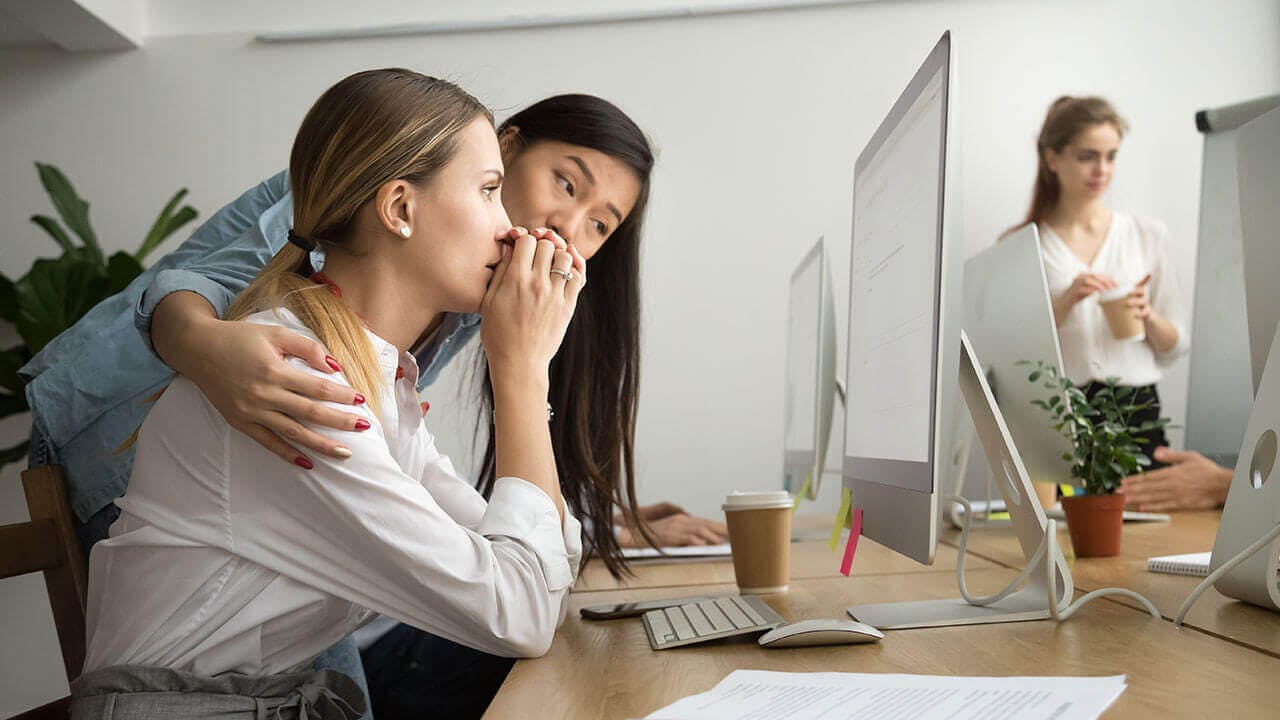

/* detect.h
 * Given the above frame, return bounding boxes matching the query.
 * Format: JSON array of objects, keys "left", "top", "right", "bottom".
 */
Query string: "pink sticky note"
[{"left": 840, "top": 508, "right": 863, "bottom": 577}]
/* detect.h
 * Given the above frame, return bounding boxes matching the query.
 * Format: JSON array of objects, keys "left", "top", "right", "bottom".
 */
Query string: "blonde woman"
[{"left": 74, "top": 69, "right": 583, "bottom": 719}]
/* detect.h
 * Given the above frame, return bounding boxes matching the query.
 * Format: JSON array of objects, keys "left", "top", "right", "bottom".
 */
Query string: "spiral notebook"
[{"left": 1146, "top": 552, "right": 1212, "bottom": 577}]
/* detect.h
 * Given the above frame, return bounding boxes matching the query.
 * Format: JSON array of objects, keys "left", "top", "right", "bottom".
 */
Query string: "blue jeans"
[{"left": 32, "top": 421, "right": 374, "bottom": 719}]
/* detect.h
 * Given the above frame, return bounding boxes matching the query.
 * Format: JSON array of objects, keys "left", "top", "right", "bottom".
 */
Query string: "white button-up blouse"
[
  {"left": 83, "top": 307, "right": 581, "bottom": 677},
  {"left": 1039, "top": 212, "right": 1190, "bottom": 387}
]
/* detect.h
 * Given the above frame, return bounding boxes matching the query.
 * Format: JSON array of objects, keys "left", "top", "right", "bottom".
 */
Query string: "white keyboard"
[{"left": 642, "top": 595, "right": 784, "bottom": 650}]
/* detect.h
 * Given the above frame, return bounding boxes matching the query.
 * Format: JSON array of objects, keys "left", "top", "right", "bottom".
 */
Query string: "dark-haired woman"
[
  {"left": 25, "top": 93, "right": 725, "bottom": 719},
  {"left": 1011, "top": 96, "right": 1189, "bottom": 472}
]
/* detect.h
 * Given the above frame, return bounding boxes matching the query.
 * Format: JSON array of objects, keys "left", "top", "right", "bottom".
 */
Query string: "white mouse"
[{"left": 757, "top": 619, "right": 884, "bottom": 648}]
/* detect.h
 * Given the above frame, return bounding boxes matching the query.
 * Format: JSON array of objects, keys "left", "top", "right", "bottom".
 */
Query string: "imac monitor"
[
  {"left": 841, "top": 31, "right": 962, "bottom": 565},
  {"left": 1187, "top": 95, "right": 1280, "bottom": 467},
  {"left": 1239, "top": 104, "right": 1280, "bottom": 395},
  {"left": 840, "top": 32, "right": 1075, "bottom": 630},
  {"left": 963, "top": 224, "right": 1074, "bottom": 487},
  {"left": 783, "top": 238, "right": 837, "bottom": 501}
]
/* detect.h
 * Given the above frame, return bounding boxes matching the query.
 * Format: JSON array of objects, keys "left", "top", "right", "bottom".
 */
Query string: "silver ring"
[{"left": 550, "top": 269, "right": 574, "bottom": 281}]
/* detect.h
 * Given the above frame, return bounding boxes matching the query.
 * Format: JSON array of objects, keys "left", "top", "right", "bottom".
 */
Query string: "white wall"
[{"left": 1, "top": 0, "right": 1278, "bottom": 711}]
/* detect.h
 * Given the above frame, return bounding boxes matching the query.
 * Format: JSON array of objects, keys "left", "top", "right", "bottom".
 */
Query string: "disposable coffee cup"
[
  {"left": 722, "top": 490, "right": 793, "bottom": 594},
  {"left": 1098, "top": 286, "right": 1145, "bottom": 342}
]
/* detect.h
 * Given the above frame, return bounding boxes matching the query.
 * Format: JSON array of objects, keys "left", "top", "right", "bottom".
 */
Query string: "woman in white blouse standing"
[
  {"left": 74, "top": 69, "right": 585, "bottom": 719},
  {"left": 1019, "top": 96, "right": 1189, "bottom": 471}
]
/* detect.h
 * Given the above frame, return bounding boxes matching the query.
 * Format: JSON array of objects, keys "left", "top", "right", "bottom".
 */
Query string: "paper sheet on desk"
[{"left": 643, "top": 670, "right": 1126, "bottom": 720}]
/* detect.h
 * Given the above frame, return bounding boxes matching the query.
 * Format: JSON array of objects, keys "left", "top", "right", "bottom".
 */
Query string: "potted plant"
[
  {"left": 0, "top": 163, "right": 197, "bottom": 467},
  {"left": 1021, "top": 360, "right": 1169, "bottom": 557}
]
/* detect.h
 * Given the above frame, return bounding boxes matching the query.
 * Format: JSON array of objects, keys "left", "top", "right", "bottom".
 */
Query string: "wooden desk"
[
  {"left": 939, "top": 510, "right": 1280, "bottom": 657},
  {"left": 486, "top": 571, "right": 1280, "bottom": 719},
  {"left": 574, "top": 537, "right": 999, "bottom": 593}
]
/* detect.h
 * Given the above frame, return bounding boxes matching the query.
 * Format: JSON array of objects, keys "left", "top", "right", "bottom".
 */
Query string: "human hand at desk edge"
[
  {"left": 1119, "top": 447, "right": 1232, "bottom": 512},
  {"left": 616, "top": 503, "right": 730, "bottom": 547}
]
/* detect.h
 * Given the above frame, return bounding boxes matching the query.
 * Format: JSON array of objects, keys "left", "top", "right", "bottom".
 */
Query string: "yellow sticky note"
[
  {"left": 793, "top": 475, "right": 812, "bottom": 514},
  {"left": 830, "top": 486, "right": 852, "bottom": 551}
]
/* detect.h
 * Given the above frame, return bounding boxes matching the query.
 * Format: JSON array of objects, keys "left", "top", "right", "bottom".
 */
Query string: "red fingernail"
[
  {"left": 355, "top": 419, "right": 371, "bottom": 431},
  {"left": 353, "top": 393, "right": 366, "bottom": 405},
  {"left": 294, "top": 456, "right": 314, "bottom": 470},
  {"left": 326, "top": 355, "right": 342, "bottom": 372}
]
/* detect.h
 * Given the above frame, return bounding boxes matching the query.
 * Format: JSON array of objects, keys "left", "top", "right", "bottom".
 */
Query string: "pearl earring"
[{"left": 399, "top": 226, "right": 411, "bottom": 238}]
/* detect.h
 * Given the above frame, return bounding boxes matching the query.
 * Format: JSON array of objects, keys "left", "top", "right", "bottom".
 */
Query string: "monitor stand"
[{"left": 848, "top": 331, "right": 1075, "bottom": 629}]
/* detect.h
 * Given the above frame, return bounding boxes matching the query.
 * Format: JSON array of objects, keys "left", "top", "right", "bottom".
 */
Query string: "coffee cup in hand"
[
  {"left": 722, "top": 491, "right": 793, "bottom": 594},
  {"left": 1098, "top": 285, "right": 1145, "bottom": 342}
]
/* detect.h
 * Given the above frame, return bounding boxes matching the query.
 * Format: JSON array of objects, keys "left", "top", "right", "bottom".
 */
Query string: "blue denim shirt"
[{"left": 21, "top": 171, "right": 481, "bottom": 522}]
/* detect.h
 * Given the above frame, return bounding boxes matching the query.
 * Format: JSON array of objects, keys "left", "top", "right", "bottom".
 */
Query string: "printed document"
[{"left": 643, "top": 670, "right": 1125, "bottom": 720}]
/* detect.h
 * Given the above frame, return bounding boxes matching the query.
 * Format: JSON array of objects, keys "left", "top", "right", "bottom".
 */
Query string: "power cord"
[
  {"left": 948, "top": 495, "right": 1160, "bottom": 621},
  {"left": 1173, "top": 522, "right": 1280, "bottom": 626}
]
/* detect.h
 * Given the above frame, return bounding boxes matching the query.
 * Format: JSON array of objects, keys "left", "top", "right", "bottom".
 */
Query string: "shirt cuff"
[
  {"left": 477, "top": 477, "right": 581, "bottom": 592},
  {"left": 1155, "top": 321, "right": 1191, "bottom": 366},
  {"left": 134, "top": 269, "right": 236, "bottom": 355}
]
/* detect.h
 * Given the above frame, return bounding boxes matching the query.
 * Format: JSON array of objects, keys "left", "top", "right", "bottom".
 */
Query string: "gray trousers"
[{"left": 71, "top": 664, "right": 366, "bottom": 720}]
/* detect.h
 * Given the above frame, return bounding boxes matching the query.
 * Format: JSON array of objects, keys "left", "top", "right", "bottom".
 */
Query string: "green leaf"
[
  {"left": 1028, "top": 370, "right": 1042, "bottom": 382},
  {"left": 13, "top": 254, "right": 110, "bottom": 354},
  {"left": 0, "top": 439, "right": 30, "bottom": 468},
  {"left": 0, "top": 272, "right": 16, "bottom": 323},
  {"left": 0, "top": 390, "right": 29, "bottom": 418},
  {"left": 1048, "top": 395, "right": 1061, "bottom": 408},
  {"left": 136, "top": 189, "right": 198, "bottom": 264},
  {"left": 1032, "top": 399, "right": 1050, "bottom": 410},
  {"left": 1061, "top": 452, "right": 1074, "bottom": 463},
  {"left": 30, "top": 215, "right": 77, "bottom": 254},
  {"left": 106, "top": 251, "right": 145, "bottom": 295},
  {"left": 0, "top": 345, "right": 31, "bottom": 396},
  {"left": 35, "top": 163, "right": 102, "bottom": 264}
]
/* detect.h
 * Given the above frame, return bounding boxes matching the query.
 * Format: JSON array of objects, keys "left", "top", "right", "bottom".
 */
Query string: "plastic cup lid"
[
  {"left": 722, "top": 490, "right": 794, "bottom": 511},
  {"left": 1098, "top": 286, "right": 1133, "bottom": 303}
]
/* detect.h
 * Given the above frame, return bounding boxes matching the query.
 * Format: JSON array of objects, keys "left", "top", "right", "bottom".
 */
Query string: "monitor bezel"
[
  {"left": 842, "top": 31, "right": 951, "bottom": 492},
  {"left": 783, "top": 237, "right": 829, "bottom": 500}
]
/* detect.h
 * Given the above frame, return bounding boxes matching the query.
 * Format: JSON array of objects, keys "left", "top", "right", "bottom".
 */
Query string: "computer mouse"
[{"left": 757, "top": 619, "right": 884, "bottom": 648}]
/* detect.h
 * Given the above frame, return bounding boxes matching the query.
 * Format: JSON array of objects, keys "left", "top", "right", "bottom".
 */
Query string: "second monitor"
[
  {"left": 963, "top": 223, "right": 1074, "bottom": 491},
  {"left": 783, "top": 237, "right": 838, "bottom": 502}
]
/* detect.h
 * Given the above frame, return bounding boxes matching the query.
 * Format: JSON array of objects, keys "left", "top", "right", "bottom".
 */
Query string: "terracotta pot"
[{"left": 1060, "top": 493, "right": 1125, "bottom": 558}]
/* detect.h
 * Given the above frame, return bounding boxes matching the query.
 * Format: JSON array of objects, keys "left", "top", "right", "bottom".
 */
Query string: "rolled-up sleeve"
[
  {"left": 134, "top": 173, "right": 292, "bottom": 354},
  {"left": 135, "top": 269, "right": 237, "bottom": 350}
]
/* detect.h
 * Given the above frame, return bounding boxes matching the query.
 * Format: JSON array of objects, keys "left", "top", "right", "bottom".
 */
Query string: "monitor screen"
[
  {"left": 844, "top": 63, "right": 947, "bottom": 492},
  {"left": 784, "top": 248, "right": 822, "bottom": 471}
]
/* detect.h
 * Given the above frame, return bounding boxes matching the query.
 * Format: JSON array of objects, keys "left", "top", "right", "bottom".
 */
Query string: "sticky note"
[
  {"left": 840, "top": 508, "right": 863, "bottom": 577},
  {"left": 793, "top": 475, "right": 811, "bottom": 515},
  {"left": 830, "top": 486, "right": 852, "bottom": 551}
]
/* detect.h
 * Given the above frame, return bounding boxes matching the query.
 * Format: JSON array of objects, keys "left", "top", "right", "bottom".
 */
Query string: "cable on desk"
[
  {"left": 948, "top": 495, "right": 1160, "bottom": 621},
  {"left": 1173, "top": 521, "right": 1280, "bottom": 627}
]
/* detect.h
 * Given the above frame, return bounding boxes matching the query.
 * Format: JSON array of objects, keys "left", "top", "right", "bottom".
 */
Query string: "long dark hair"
[
  {"left": 474, "top": 94, "right": 654, "bottom": 578},
  {"left": 1019, "top": 95, "right": 1128, "bottom": 229}
]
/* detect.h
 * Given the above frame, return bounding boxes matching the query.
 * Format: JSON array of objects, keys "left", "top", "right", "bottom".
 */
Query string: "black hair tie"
[{"left": 287, "top": 230, "right": 318, "bottom": 252}]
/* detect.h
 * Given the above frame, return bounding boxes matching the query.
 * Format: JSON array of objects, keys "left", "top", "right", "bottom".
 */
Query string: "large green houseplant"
[
  {"left": 0, "top": 163, "right": 198, "bottom": 466},
  {"left": 1022, "top": 360, "right": 1169, "bottom": 557}
]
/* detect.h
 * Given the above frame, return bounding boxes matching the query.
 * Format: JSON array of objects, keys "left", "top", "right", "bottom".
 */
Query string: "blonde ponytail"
[{"left": 227, "top": 243, "right": 386, "bottom": 415}]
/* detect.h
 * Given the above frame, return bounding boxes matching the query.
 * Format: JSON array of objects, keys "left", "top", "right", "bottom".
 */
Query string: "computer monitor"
[
  {"left": 1186, "top": 95, "right": 1280, "bottom": 467},
  {"left": 1239, "top": 103, "right": 1280, "bottom": 396},
  {"left": 963, "top": 224, "right": 1073, "bottom": 488},
  {"left": 782, "top": 238, "right": 837, "bottom": 502},
  {"left": 841, "top": 31, "right": 961, "bottom": 565},
  {"left": 840, "top": 32, "right": 1074, "bottom": 629},
  {"left": 1211, "top": 318, "right": 1280, "bottom": 613}
]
